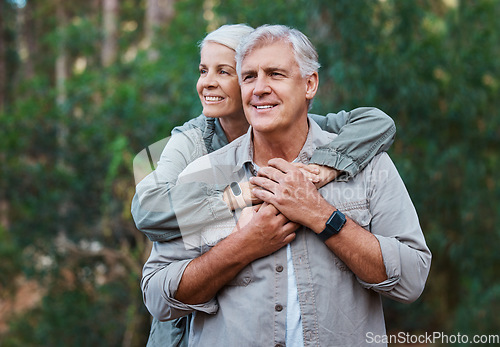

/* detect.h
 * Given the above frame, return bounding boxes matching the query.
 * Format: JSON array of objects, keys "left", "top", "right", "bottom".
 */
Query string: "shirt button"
[
  {"left": 275, "top": 304, "right": 283, "bottom": 312},
  {"left": 276, "top": 265, "right": 284, "bottom": 272}
]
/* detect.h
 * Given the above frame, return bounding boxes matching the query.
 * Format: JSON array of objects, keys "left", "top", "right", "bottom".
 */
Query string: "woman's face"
[{"left": 196, "top": 42, "right": 244, "bottom": 120}]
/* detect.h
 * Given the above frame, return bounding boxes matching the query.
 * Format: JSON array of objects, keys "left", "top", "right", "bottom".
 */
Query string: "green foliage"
[
  {"left": 1, "top": 0, "right": 499, "bottom": 345},
  {"left": 3, "top": 280, "right": 142, "bottom": 347},
  {"left": 0, "top": 227, "right": 22, "bottom": 293}
]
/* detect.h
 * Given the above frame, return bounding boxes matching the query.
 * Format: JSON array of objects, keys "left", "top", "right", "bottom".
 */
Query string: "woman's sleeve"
[
  {"left": 131, "top": 127, "right": 233, "bottom": 242},
  {"left": 308, "top": 107, "right": 396, "bottom": 180}
]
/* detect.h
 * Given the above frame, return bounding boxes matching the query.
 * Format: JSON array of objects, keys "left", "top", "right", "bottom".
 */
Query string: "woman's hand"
[
  {"left": 223, "top": 181, "right": 263, "bottom": 210},
  {"left": 292, "top": 163, "right": 341, "bottom": 188}
]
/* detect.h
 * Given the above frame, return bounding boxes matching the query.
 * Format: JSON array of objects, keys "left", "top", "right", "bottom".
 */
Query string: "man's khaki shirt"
[{"left": 141, "top": 119, "right": 431, "bottom": 347}]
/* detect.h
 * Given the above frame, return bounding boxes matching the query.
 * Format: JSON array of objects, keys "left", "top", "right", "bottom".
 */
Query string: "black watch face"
[
  {"left": 328, "top": 211, "right": 346, "bottom": 233},
  {"left": 331, "top": 217, "right": 343, "bottom": 231},
  {"left": 230, "top": 182, "right": 242, "bottom": 196}
]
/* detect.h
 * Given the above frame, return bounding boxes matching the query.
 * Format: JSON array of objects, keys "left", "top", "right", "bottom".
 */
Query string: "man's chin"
[{"left": 250, "top": 122, "right": 278, "bottom": 134}]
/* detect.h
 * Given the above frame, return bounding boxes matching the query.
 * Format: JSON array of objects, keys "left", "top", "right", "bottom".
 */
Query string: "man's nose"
[{"left": 253, "top": 75, "right": 271, "bottom": 96}]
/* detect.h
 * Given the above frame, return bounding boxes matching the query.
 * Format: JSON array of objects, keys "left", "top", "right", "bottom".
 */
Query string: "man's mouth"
[{"left": 253, "top": 104, "right": 277, "bottom": 110}]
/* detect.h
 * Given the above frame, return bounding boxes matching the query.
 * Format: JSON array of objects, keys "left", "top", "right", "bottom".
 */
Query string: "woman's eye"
[
  {"left": 199, "top": 69, "right": 207, "bottom": 74},
  {"left": 220, "top": 70, "right": 229, "bottom": 75}
]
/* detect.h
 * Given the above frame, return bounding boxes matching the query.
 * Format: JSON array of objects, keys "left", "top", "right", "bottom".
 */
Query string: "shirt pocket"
[
  {"left": 337, "top": 199, "right": 372, "bottom": 231},
  {"left": 226, "top": 264, "right": 254, "bottom": 286}
]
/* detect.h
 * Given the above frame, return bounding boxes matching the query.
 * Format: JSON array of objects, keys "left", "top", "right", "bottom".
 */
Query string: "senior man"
[{"left": 141, "top": 25, "right": 431, "bottom": 347}]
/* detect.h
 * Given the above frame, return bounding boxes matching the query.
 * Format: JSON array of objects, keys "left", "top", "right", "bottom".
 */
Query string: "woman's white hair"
[
  {"left": 199, "top": 24, "right": 254, "bottom": 52},
  {"left": 235, "top": 24, "right": 321, "bottom": 79}
]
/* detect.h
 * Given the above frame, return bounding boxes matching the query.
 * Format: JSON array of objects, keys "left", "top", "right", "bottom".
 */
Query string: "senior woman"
[{"left": 132, "top": 24, "right": 396, "bottom": 346}]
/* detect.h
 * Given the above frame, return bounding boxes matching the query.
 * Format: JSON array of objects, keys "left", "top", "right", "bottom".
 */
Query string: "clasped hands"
[
  {"left": 223, "top": 160, "right": 339, "bottom": 211},
  {"left": 226, "top": 159, "right": 338, "bottom": 228},
  {"left": 227, "top": 159, "right": 338, "bottom": 259}
]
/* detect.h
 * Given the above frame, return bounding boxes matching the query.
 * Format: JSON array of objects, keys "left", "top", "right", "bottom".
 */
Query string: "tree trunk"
[
  {"left": 55, "top": 0, "right": 68, "bottom": 236},
  {"left": 0, "top": 2, "right": 6, "bottom": 114},
  {"left": 16, "top": 3, "right": 37, "bottom": 80},
  {"left": 102, "top": 0, "right": 119, "bottom": 67},
  {"left": 144, "top": 0, "right": 176, "bottom": 60},
  {"left": 0, "top": 2, "right": 8, "bottom": 230},
  {"left": 55, "top": 0, "right": 67, "bottom": 109}
]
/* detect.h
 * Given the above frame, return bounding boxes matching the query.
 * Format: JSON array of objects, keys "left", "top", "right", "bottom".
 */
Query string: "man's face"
[{"left": 239, "top": 40, "right": 318, "bottom": 135}]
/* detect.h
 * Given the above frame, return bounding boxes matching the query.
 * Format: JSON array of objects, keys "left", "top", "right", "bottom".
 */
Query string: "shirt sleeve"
[
  {"left": 308, "top": 107, "right": 396, "bottom": 180},
  {"left": 131, "top": 126, "right": 233, "bottom": 242},
  {"left": 356, "top": 153, "right": 432, "bottom": 303},
  {"left": 141, "top": 238, "right": 219, "bottom": 321}
]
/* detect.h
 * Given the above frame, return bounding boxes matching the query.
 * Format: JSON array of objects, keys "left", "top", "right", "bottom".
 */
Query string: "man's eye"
[
  {"left": 199, "top": 69, "right": 207, "bottom": 74},
  {"left": 220, "top": 70, "right": 229, "bottom": 75},
  {"left": 242, "top": 75, "right": 254, "bottom": 82}
]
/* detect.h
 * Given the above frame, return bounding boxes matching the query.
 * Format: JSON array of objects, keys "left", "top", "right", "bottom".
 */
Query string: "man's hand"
[
  {"left": 292, "top": 163, "right": 341, "bottom": 188},
  {"left": 250, "top": 158, "right": 388, "bottom": 284},
  {"left": 175, "top": 201, "right": 298, "bottom": 305},
  {"left": 235, "top": 202, "right": 298, "bottom": 260},
  {"left": 250, "top": 158, "right": 333, "bottom": 230}
]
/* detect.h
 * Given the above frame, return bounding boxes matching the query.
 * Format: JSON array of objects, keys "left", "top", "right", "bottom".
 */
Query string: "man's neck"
[{"left": 252, "top": 118, "right": 309, "bottom": 167}]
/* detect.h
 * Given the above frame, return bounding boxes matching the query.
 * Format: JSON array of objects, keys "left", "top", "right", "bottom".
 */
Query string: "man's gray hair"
[
  {"left": 235, "top": 24, "right": 321, "bottom": 80},
  {"left": 199, "top": 24, "right": 254, "bottom": 52}
]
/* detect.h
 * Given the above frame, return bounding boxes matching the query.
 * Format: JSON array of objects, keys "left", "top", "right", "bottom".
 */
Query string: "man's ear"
[{"left": 305, "top": 72, "right": 319, "bottom": 100}]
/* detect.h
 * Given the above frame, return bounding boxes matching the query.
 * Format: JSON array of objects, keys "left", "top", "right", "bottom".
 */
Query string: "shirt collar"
[
  {"left": 202, "top": 117, "right": 230, "bottom": 153},
  {"left": 235, "top": 116, "right": 335, "bottom": 174}
]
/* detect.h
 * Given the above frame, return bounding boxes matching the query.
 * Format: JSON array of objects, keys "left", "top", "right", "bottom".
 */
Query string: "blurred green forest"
[{"left": 0, "top": 0, "right": 499, "bottom": 346}]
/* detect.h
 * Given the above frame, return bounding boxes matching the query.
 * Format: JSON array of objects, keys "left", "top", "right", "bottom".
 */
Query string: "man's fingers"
[
  {"left": 252, "top": 203, "right": 263, "bottom": 212},
  {"left": 252, "top": 187, "right": 276, "bottom": 207},
  {"left": 250, "top": 176, "right": 278, "bottom": 194},
  {"left": 282, "top": 231, "right": 296, "bottom": 245},
  {"left": 256, "top": 166, "right": 283, "bottom": 182},
  {"left": 284, "top": 220, "right": 300, "bottom": 232},
  {"left": 260, "top": 201, "right": 280, "bottom": 215}
]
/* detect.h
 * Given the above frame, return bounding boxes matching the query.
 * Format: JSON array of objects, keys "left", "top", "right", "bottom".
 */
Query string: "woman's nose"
[{"left": 203, "top": 71, "right": 219, "bottom": 88}]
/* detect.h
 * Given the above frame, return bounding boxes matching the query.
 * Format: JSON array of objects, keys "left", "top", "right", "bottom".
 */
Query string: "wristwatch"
[
  {"left": 230, "top": 181, "right": 242, "bottom": 196},
  {"left": 228, "top": 181, "right": 246, "bottom": 210},
  {"left": 317, "top": 210, "right": 346, "bottom": 242}
]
